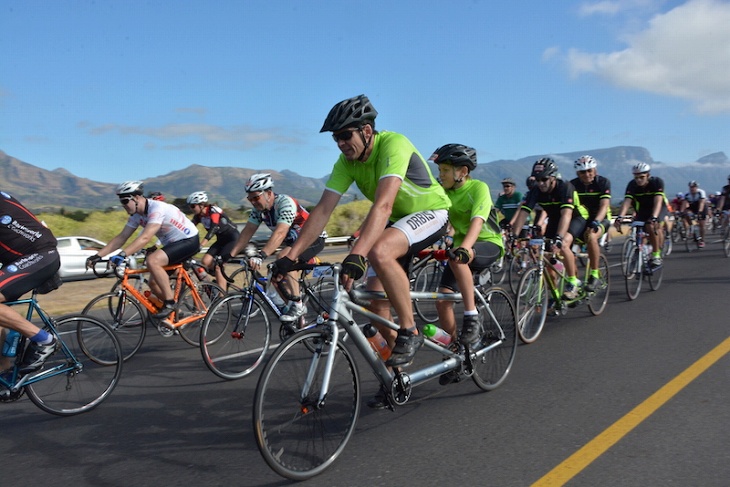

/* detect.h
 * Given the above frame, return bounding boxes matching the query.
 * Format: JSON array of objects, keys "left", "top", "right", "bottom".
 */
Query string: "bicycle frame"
[
  {"left": 306, "top": 265, "right": 508, "bottom": 407},
  {"left": 119, "top": 264, "right": 204, "bottom": 329}
]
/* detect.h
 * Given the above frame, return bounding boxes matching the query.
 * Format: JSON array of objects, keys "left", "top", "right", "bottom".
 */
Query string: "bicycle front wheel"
[
  {"left": 471, "top": 287, "right": 517, "bottom": 391},
  {"left": 515, "top": 267, "right": 548, "bottom": 343},
  {"left": 625, "top": 248, "right": 642, "bottom": 300},
  {"left": 200, "top": 293, "right": 271, "bottom": 380},
  {"left": 648, "top": 258, "right": 664, "bottom": 291},
  {"left": 26, "top": 314, "right": 123, "bottom": 416},
  {"left": 177, "top": 281, "right": 225, "bottom": 346},
  {"left": 253, "top": 329, "right": 360, "bottom": 481},
  {"left": 412, "top": 260, "right": 444, "bottom": 324},
  {"left": 82, "top": 292, "right": 146, "bottom": 361},
  {"left": 508, "top": 248, "right": 530, "bottom": 294},
  {"left": 588, "top": 254, "right": 610, "bottom": 316}
]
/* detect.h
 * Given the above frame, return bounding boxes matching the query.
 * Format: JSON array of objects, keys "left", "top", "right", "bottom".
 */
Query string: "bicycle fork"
[{"left": 299, "top": 324, "right": 341, "bottom": 414}]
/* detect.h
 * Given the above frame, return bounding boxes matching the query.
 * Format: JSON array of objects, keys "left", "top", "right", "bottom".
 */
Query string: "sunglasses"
[
  {"left": 119, "top": 197, "right": 132, "bottom": 205},
  {"left": 189, "top": 204, "right": 198, "bottom": 209},
  {"left": 332, "top": 129, "right": 358, "bottom": 142},
  {"left": 247, "top": 193, "right": 264, "bottom": 202},
  {"left": 578, "top": 169, "right": 593, "bottom": 174},
  {"left": 634, "top": 173, "right": 648, "bottom": 179},
  {"left": 537, "top": 177, "right": 551, "bottom": 183}
]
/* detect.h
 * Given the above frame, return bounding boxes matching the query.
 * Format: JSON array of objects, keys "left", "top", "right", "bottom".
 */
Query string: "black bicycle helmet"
[
  {"left": 429, "top": 144, "right": 477, "bottom": 171},
  {"left": 320, "top": 94, "right": 378, "bottom": 133},
  {"left": 531, "top": 157, "right": 558, "bottom": 179}
]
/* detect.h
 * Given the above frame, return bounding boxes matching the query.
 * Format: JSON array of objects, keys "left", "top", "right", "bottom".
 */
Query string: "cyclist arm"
[
  {"left": 457, "top": 216, "right": 485, "bottom": 263},
  {"left": 122, "top": 223, "right": 162, "bottom": 256},
  {"left": 555, "top": 207, "right": 572, "bottom": 239},
  {"left": 228, "top": 221, "right": 258, "bottom": 258},
  {"left": 650, "top": 194, "right": 664, "bottom": 219},
  {"left": 200, "top": 212, "right": 222, "bottom": 248},
  {"left": 595, "top": 197, "right": 610, "bottom": 222},
  {"left": 96, "top": 225, "right": 137, "bottom": 257},
  {"left": 286, "top": 190, "right": 341, "bottom": 261},
  {"left": 349, "top": 176, "right": 400, "bottom": 258},
  {"left": 261, "top": 222, "right": 290, "bottom": 258}
]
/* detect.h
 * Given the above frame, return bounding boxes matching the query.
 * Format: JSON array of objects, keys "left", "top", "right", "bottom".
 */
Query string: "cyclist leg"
[{"left": 149, "top": 236, "right": 200, "bottom": 318}]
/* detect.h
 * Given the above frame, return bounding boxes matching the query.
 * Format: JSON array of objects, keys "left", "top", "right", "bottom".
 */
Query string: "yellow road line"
[{"left": 532, "top": 336, "right": 730, "bottom": 487}]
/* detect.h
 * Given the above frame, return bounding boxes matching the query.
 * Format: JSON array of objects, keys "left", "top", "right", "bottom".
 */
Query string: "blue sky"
[{"left": 2, "top": 0, "right": 729, "bottom": 184}]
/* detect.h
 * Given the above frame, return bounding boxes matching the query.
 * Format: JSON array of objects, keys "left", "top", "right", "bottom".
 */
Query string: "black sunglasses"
[
  {"left": 119, "top": 197, "right": 133, "bottom": 205},
  {"left": 332, "top": 129, "right": 358, "bottom": 142},
  {"left": 538, "top": 177, "right": 551, "bottom": 183}
]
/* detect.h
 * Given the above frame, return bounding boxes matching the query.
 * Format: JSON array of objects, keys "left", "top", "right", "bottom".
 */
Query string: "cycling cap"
[
  {"left": 676, "top": 192, "right": 684, "bottom": 198},
  {"left": 532, "top": 158, "right": 558, "bottom": 179},
  {"left": 501, "top": 177, "right": 516, "bottom": 185},
  {"left": 632, "top": 162, "right": 651, "bottom": 174},
  {"left": 320, "top": 94, "right": 378, "bottom": 133},
  {"left": 428, "top": 144, "right": 477, "bottom": 171},
  {"left": 147, "top": 191, "right": 165, "bottom": 201},
  {"left": 245, "top": 173, "right": 274, "bottom": 193},
  {"left": 688, "top": 180, "right": 698, "bottom": 187},
  {"left": 116, "top": 181, "right": 144, "bottom": 196},
  {"left": 574, "top": 155, "right": 597, "bottom": 172},
  {"left": 187, "top": 191, "right": 208, "bottom": 205}
]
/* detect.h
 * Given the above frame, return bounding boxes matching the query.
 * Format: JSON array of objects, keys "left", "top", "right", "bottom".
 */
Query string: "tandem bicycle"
[{"left": 252, "top": 262, "right": 517, "bottom": 480}]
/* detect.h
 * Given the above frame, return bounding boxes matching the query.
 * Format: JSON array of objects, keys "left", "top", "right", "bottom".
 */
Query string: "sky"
[{"left": 1, "top": 0, "right": 729, "bottom": 184}]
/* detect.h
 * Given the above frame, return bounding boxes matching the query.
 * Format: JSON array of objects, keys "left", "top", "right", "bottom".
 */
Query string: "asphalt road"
[{"left": 2, "top": 237, "right": 728, "bottom": 486}]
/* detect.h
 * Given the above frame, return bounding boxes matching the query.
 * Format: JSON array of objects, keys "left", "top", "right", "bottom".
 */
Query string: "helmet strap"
[{"left": 357, "top": 127, "right": 371, "bottom": 161}]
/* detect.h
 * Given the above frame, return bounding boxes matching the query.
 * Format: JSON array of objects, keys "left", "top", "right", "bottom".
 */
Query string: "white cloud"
[
  {"left": 83, "top": 122, "right": 303, "bottom": 150},
  {"left": 566, "top": 0, "right": 730, "bottom": 113},
  {"left": 578, "top": 0, "right": 666, "bottom": 16}
]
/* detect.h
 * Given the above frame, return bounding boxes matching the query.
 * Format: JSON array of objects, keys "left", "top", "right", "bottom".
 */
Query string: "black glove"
[
  {"left": 589, "top": 220, "right": 601, "bottom": 233},
  {"left": 499, "top": 220, "right": 512, "bottom": 230},
  {"left": 85, "top": 254, "right": 102, "bottom": 269},
  {"left": 649, "top": 216, "right": 659, "bottom": 224},
  {"left": 270, "top": 256, "right": 296, "bottom": 279},
  {"left": 341, "top": 254, "right": 368, "bottom": 280},
  {"left": 449, "top": 247, "right": 471, "bottom": 264},
  {"left": 554, "top": 235, "right": 563, "bottom": 249}
]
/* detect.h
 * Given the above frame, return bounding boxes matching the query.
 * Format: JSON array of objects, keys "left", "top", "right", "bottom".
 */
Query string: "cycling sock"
[
  {"left": 567, "top": 276, "right": 580, "bottom": 286},
  {"left": 464, "top": 309, "right": 478, "bottom": 316},
  {"left": 591, "top": 269, "right": 600, "bottom": 278},
  {"left": 652, "top": 251, "right": 661, "bottom": 258},
  {"left": 31, "top": 329, "right": 52, "bottom": 344}
]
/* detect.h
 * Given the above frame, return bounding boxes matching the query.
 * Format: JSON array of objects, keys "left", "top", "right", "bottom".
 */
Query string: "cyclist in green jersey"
[
  {"left": 430, "top": 144, "right": 503, "bottom": 354},
  {"left": 271, "top": 95, "right": 450, "bottom": 381},
  {"left": 495, "top": 178, "right": 523, "bottom": 226}
]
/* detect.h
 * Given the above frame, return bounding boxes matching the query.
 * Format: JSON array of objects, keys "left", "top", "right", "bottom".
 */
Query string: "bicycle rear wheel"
[
  {"left": 724, "top": 226, "right": 730, "bottom": 257},
  {"left": 624, "top": 248, "right": 642, "bottom": 300},
  {"left": 26, "top": 314, "right": 123, "bottom": 416},
  {"left": 471, "top": 287, "right": 517, "bottom": 391},
  {"left": 82, "top": 292, "right": 146, "bottom": 361},
  {"left": 648, "top": 258, "right": 664, "bottom": 291},
  {"left": 515, "top": 267, "right": 548, "bottom": 343},
  {"left": 200, "top": 293, "right": 271, "bottom": 380},
  {"left": 253, "top": 329, "right": 360, "bottom": 481},
  {"left": 588, "top": 254, "right": 610, "bottom": 316},
  {"left": 177, "top": 282, "right": 225, "bottom": 346},
  {"left": 508, "top": 248, "right": 530, "bottom": 294},
  {"left": 412, "top": 260, "right": 444, "bottom": 324},
  {"left": 227, "top": 265, "right": 251, "bottom": 293}
]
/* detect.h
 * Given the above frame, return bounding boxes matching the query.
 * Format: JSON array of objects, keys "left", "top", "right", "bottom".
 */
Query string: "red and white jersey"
[{"left": 125, "top": 199, "right": 198, "bottom": 246}]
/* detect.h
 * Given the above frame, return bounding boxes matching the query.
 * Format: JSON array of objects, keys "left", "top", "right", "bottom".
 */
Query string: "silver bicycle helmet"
[
  {"left": 186, "top": 191, "right": 208, "bottom": 205},
  {"left": 574, "top": 155, "right": 597, "bottom": 171},
  {"left": 116, "top": 181, "right": 144, "bottom": 196},
  {"left": 245, "top": 173, "right": 273, "bottom": 193},
  {"left": 632, "top": 162, "right": 651, "bottom": 174}
]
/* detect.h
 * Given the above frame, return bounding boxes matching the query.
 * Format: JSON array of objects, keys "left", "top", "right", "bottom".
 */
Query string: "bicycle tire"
[
  {"left": 253, "top": 329, "right": 360, "bottom": 481},
  {"left": 228, "top": 265, "right": 252, "bottom": 293},
  {"left": 648, "top": 258, "right": 663, "bottom": 291},
  {"left": 724, "top": 226, "right": 730, "bottom": 258},
  {"left": 489, "top": 255, "right": 507, "bottom": 285},
  {"left": 82, "top": 292, "right": 146, "bottom": 361},
  {"left": 624, "top": 248, "right": 642, "bottom": 300},
  {"left": 200, "top": 293, "right": 271, "bottom": 380},
  {"left": 176, "top": 281, "right": 225, "bottom": 347},
  {"left": 412, "top": 260, "right": 444, "bottom": 324},
  {"left": 25, "top": 314, "right": 123, "bottom": 416},
  {"left": 684, "top": 226, "right": 692, "bottom": 252},
  {"left": 508, "top": 248, "right": 530, "bottom": 294},
  {"left": 663, "top": 229, "right": 673, "bottom": 256},
  {"left": 471, "top": 287, "right": 517, "bottom": 391},
  {"left": 587, "top": 254, "right": 610, "bottom": 316},
  {"left": 515, "top": 267, "right": 548, "bottom": 343}
]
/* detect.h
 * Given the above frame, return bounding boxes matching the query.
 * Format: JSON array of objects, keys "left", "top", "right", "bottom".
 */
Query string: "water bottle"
[
  {"left": 266, "top": 280, "right": 286, "bottom": 309},
  {"left": 423, "top": 323, "right": 452, "bottom": 346},
  {"left": 2, "top": 329, "right": 21, "bottom": 357},
  {"left": 551, "top": 257, "right": 565, "bottom": 275},
  {"left": 195, "top": 265, "right": 208, "bottom": 281},
  {"left": 144, "top": 290, "right": 164, "bottom": 309},
  {"left": 363, "top": 324, "right": 391, "bottom": 360}
]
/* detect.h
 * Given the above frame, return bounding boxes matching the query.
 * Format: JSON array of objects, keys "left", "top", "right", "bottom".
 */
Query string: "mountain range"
[{"left": 2, "top": 147, "right": 729, "bottom": 212}]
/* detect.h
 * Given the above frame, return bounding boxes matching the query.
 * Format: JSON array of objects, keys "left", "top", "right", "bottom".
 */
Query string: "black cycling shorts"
[{"left": 0, "top": 249, "right": 60, "bottom": 302}]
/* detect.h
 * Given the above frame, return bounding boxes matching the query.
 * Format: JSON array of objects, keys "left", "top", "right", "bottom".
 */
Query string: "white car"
[{"left": 56, "top": 236, "right": 118, "bottom": 280}]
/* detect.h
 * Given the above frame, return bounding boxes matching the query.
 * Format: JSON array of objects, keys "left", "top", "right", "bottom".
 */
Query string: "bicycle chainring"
[{"left": 391, "top": 372, "right": 412, "bottom": 406}]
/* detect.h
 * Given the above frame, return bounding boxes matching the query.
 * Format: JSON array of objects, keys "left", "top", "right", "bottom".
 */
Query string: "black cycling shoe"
[
  {"left": 152, "top": 303, "right": 175, "bottom": 319},
  {"left": 19, "top": 337, "right": 58, "bottom": 373},
  {"left": 458, "top": 315, "right": 481, "bottom": 345},
  {"left": 366, "top": 390, "right": 389, "bottom": 410},
  {"left": 385, "top": 328, "right": 424, "bottom": 367},
  {"left": 585, "top": 275, "right": 601, "bottom": 293}
]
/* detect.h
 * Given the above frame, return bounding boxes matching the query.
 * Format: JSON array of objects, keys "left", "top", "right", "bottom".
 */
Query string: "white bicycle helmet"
[
  {"left": 632, "top": 162, "right": 651, "bottom": 174},
  {"left": 116, "top": 181, "right": 144, "bottom": 196},
  {"left": 245, "top": 173, "right": 273, "bottom": 193},
  {"left": 186, "top": 191, "right": 208, "bottom": 205},
  {"left": 574, "top": 155, "right": 597, "bottom": 172}
]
